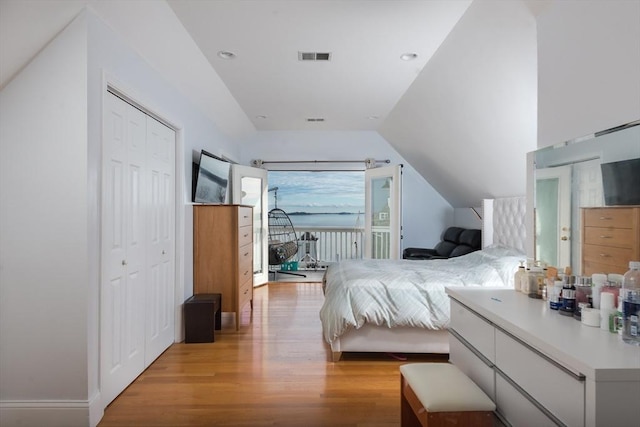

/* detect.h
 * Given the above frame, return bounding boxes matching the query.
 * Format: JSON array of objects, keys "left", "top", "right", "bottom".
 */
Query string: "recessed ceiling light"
[
  {"left": 217, "top": 51, "right": 236, "bottom": 60},
  {"left": 400, "top": 53, "right": 418, "bottom": 61},
  {"left": 367, "top": 115, "right": 379, "bottom": 120},
  {"left": 255, "top": 115, "right": 267, "bottom": 119}
]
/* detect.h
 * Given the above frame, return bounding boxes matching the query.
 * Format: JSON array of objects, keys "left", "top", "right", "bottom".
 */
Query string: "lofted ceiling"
[
  {"left": 1, "top": 0, "right": 539, "bottom": 209},
  {"left": 167, "top": 0, "right": 472, "bottom": 131}
]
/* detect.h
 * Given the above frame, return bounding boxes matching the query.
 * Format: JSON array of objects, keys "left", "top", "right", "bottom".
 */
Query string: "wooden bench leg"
[{"left": 401, "top": 375, "right": 425, "bottom": 427}]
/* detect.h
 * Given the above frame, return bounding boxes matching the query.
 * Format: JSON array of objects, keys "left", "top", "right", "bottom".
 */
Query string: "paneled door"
[
  {"left": 365, "top": 164, "right": 402, "bottom": 259},
  {"left": 232, "top": 164, "right": 268, "bottom": 286},
  {"left": 101, "top": 91, "right": 175, "bottom": 406},
  {"left": 144, "top": 116, "right": 175, "bottom": 364}
]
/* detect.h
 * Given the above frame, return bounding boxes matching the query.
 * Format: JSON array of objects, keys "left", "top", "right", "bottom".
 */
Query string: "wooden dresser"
[
  {"left": 193, "top": 204, "right": 253, "bottom": 330},
  {"left": 581, "top": 206, "right": 640, "bottom": 276}
]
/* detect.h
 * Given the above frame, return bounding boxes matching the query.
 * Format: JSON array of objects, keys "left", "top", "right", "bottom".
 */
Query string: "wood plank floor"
[{"left": 98, "top": 282, "right": 448, "bottom": 427}]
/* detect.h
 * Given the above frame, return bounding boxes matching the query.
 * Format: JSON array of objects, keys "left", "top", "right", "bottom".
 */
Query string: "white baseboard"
[{"left": 1, "top": 392, "right": 103, "bottom": 427}]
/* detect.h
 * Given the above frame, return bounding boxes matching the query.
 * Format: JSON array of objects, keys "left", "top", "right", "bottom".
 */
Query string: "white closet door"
[
  {"left": 145, "top": 116, "right": 175, "bottom": 364},
  {"left": 101, "top": 92, "right": 147, "bottom": 406},
  {"left": 101, "top": 92, "right": 176, "bottom": 406}
]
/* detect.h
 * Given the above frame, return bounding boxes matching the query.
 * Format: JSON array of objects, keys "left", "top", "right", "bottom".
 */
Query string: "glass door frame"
[
  {"left": 364, "top": 164, "right": 402, "bottom": 259},
  {"left": 535, "top": 165, "right": 571, "bottom": 268},
  {"left": 231, "top": 164, "right": 269, "bottom": 286}
]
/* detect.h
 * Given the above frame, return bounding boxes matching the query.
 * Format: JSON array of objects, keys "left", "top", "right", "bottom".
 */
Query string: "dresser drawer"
[
  {"left": 449, "top": 333, "right": 495, "bottom": 401},
  {"left": 238, "top": 230, "right": 253, "bottom": 255},
  {"left": 238, "top": 206, "right": 253, "bottom": 227},
  {"left": 583, "top": 208, "right": 634, "bottom": 228},
  {"left": 239, "top": 277, "right": 253, "bottom": 307},
  {"left": 238, "top": 248, "right": 253, "bottom": 284},
  {"left": 583, "top": 260, "right": 630, "bottom": 276},
  {"left": 450, "top": 299, "right": 495, "bottom": 362},
  {"left": 495, "top": 372, "right": 556, "bottom": 427},
  {"left": 583, "top": 226, "right": 635, "bottom": 249},
  {"left": 582, "top": 243, "right": 633, "bottom": 269},
  {"left": 495, "top": 330, "right": 584, "bottom": 426}
]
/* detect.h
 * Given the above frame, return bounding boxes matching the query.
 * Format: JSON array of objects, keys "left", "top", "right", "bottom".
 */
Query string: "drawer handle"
[
  {"left": 599, "top": 235, "right": 612, "bottom": 239},
  {"left": 599, "top": 253, "right": 611, "bottom": 257},
  {"left": 599, "top": 216, "right": 613, "bottom": 220},
  {"left": 244, "top": 288, "right": 249, "bottom": 295},
  {"left": 244, "top": 271, "right": 249, "bottom": 276},
  {"left": 244, "top": 234, "right": 249, "bottom": 238},
  {"left": 244, "top": 252, "right": 249, "bottom": 257}
]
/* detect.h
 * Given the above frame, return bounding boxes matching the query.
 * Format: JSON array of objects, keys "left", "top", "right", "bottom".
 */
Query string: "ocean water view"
[{"left": 287, "top": 212, "right": 363, "bottom": 229}]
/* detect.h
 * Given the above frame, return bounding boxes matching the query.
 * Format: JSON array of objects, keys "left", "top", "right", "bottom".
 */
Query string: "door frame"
[
  {"left": 365, "top": 164, "right": 403, "bottom": 259},
  {"left": 535, "top": 165, "right": 572, "bottom": 268},
  {"left": 100, "top": 74, "right": 184, "bottom": 400},
  {"left": 231, "top": 164, "right": 269, "bottom": 286}
]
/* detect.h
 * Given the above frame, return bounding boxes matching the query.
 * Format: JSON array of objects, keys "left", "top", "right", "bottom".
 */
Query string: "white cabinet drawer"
[
  {"left": 450, "top": 299, "right": 495, "bottom": 362},
  {"left": 495, "top": 373, "right": 557, "bottom": 427},
  {"left": 495, "top": 330, "right": 585, "bottom": 426},
  {"left": 449, "top": 333, "right": 495, "bottom": 401}
]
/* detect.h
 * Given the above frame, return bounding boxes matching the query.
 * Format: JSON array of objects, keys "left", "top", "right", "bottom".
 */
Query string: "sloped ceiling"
[
  {"left": 1, "top": 0, "right": 539, "bottom": 208},
  {"left": 167, "top": 0, "right": 472, "bottom": 131},
  {"left": 379, "top": 0, "right": 538, "bottom": 207}
]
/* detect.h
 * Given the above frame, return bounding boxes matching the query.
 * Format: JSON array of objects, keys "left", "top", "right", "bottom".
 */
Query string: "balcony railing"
[
  {"left": 295, "top": 226, "right": 364, "bottom": 264},
  {"left": 293, "top": 226, "right": 391, "bottom": 265}
]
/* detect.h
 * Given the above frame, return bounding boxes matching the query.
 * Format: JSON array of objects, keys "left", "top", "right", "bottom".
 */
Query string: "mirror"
[{"left": 533, "top": 120, "right": 640, "bottom": 274}]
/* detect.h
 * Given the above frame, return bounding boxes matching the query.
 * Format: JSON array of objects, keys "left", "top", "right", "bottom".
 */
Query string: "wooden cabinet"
[
  {"left": 581, "top": 206, "right": 640, "bottom": 275},
  {"left": 194, "top": 204, "right": 253, "bottom": 330}
]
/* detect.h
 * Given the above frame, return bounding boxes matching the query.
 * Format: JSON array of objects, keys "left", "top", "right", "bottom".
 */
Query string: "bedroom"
[{"left": 1, "top": 0, "right": 639, "bottom": 426}]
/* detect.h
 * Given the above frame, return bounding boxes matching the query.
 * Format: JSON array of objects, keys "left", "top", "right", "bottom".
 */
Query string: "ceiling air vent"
[
  {"left": 306, "top": 118, "right": 325, "bottom": 122},
  {"left": 298, "top": 52, "right": 332, "bottom": 61}
]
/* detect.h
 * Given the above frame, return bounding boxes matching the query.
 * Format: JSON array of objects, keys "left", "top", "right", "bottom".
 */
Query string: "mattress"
[{"left": 319, "top": 245, "right": 524, "bottom": 344}]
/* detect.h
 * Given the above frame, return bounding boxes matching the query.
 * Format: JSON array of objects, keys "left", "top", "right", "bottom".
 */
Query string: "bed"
[{"left": 320, "top": 196, "right": 527, "bottom": 362}]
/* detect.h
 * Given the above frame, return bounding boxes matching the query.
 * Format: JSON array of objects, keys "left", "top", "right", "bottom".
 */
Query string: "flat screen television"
[
  {"left": 192, "top": 150, "right": 231, "bottom": 204},
  {"left": 601, "top": 158, "right": 640, "bottom": 206}
]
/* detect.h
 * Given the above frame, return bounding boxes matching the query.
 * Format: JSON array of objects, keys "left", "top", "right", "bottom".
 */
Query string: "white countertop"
[{"left": 445, "top": 287, "right": 640, "bottom": 381}]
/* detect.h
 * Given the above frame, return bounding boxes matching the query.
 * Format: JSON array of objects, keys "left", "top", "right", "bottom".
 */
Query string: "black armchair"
[{"left": 403, "top": 227, "right": 481, "bottom": 260}]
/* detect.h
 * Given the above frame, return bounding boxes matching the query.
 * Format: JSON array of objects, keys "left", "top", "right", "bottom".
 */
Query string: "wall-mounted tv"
[
  {"left": 601, "top": 158, "right": 640, "bottom": 206},
  {"left": 192, "top": 150, "right": 231, "bottom": 204}
]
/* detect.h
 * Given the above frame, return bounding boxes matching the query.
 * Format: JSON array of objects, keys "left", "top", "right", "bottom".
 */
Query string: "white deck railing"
[
  {"left": 293, "top": 226, "right": 392, "bottom": 265},
  {"left": 295, "top": 226, "right": 364, "bottom": 264}
]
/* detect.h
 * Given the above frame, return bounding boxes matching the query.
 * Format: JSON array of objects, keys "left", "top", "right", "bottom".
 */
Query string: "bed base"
[{"left": 329, "top": 324, "right": 449, "bottom": 362}]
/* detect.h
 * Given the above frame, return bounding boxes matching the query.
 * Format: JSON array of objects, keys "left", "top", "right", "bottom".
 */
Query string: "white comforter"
[{"left": 319, "top": 245, "right": 523, "bottom": 344}]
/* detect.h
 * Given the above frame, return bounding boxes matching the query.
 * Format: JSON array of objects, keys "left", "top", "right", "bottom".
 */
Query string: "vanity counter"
[{"left": 446, "top": 287, "right": 640, "bottom": 427}]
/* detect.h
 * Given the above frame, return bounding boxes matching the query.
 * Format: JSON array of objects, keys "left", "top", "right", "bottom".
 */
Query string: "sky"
[{"left": 268, "top": 171, "right": 365, "bottom": 214}]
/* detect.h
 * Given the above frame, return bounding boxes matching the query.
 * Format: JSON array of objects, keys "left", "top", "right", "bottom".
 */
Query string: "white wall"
[
  {"left": 0, "top": 12, "right": 90, "bottom": 426},
  {"left": 379, "top": 0, "right": 537, "bottom": 208},
  {"left": 241, "top": 131, "right": 454, "bottom": 250},
  {"left": 537, "top": 0, "right": 640, "bottom": 146},
  {"left": 0, "top": 5, "right": 253, "bottom": 426}
]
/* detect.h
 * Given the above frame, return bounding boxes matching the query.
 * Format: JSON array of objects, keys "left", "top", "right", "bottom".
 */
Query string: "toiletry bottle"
[
  {"left": 591, "top": 273, "right": 607, "bottom": 309},
  {"left": 621, "top": 261, "right": 640, "bottom": 346},
  {"left": 549, "top": 280, "right": 563, "bottom": 310},
  {"left": 559, "top": 275, "right": 576, "bottom": 316},
  {"left": 521, "top": 267, "right": 531, "bottom": 294},
  {"left": 514, "top": 261, "right": 525, "bottom": 292},
  {"left": 527, "top": 266, "right": 543, "bottom": 299}
]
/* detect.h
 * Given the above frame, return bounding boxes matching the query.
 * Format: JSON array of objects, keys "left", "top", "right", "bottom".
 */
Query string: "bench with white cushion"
[{"left": 400, "top": 363, "right": 496, "bottom": 427}]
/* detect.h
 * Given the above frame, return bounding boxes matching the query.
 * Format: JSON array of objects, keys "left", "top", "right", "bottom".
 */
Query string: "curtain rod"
[
  {"left": 251, "top": 158, "right": 391, "bottom": 168},
  {"left": 255, "top": 159, "right": 390, "bottom": 164}
]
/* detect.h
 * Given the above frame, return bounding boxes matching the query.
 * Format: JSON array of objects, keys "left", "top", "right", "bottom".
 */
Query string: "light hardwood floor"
[{"left": 98, "top": 282, "right": 447, "bottom": 427}]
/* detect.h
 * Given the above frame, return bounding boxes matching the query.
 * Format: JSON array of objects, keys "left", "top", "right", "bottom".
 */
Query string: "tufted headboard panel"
[{"left": 482, "top": 196, "right": 526, "bottom": 254}]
